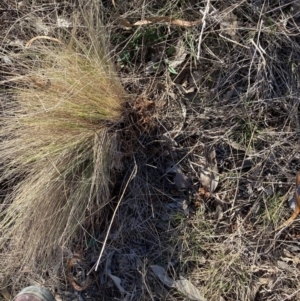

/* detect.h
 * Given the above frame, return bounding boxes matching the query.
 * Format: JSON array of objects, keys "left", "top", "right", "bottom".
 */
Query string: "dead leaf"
[
  {"left": 220, "top": 11, "right": 238, "bottom": 39},
  {"left": 169, "top": 39, "right": 187, "bottom": 69},
  {"left": 176, "top": 276, "right": 207, "bottom": 301},
  {"left": 108, "top": 273, "right": 126, "bottom": 294},
  {"left": 150, "top": 266, "right": 206, "bottom": 301},
  {"left": 150, "top": 265, "right": 176, "bottom": 288}
]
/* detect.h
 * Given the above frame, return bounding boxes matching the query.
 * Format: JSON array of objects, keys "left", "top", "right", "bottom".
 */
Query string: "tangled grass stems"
[{"left": 0, "top": 28, "right": 126, "bottom": 270}]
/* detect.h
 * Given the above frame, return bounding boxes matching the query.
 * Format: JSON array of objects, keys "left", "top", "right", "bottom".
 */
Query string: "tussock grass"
[{"left": 0, "top": 3, "right": 126, "bottom": 271}]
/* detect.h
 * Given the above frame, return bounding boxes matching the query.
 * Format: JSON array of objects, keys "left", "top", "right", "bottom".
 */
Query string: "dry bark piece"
[{"left": 108, "top": 274, "right": 126, "bottom": 294}]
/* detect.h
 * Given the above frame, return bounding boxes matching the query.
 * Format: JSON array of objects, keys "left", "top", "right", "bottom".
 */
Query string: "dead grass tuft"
[{"left": 0, "top": 1, "right": 126, "bottom": 273}]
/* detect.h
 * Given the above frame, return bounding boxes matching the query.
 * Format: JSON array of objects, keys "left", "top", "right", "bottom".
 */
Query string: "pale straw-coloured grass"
[{"left": 0, "top": 5, "right": 126, "bottom": 271}]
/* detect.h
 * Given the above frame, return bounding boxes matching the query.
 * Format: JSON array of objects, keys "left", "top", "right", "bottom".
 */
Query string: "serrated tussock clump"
[{"left": 0, "top": 19, "right": 126, "bottom": 270}]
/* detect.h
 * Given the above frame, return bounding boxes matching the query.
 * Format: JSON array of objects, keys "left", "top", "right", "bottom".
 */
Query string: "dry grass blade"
[
  {"left": 94, "top": 160, "right": 137, "bottom": 272},
  {"left": 0, "top": 3, "right": 126, "bottom": 272}
]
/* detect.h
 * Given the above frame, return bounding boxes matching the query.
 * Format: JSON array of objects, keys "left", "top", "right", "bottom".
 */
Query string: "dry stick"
[
  {"left": 197, "top": 0, "right": 210, "bottom": 60},
  {"left": 250, "top": 38, "right": 266, "bottom": 67},
  {"left": 276, "top": 172, "right": 300, "bottom": 230},
  {"left": 111, "top": 0, "right": 202, "bottom": 29},
  {"left": 117, "top": 15, "right": 202, "bottom": 29},
  {"left": 246, "top": 15, "right": 264, "bottom": 97},
  {"left": 92, "top": 160, "right": 137, "bottom": 272}
]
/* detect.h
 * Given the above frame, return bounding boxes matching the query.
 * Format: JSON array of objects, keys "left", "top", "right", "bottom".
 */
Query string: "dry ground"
[{"left": 1, "top": 0, "right": 300, "bottom": 300}]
